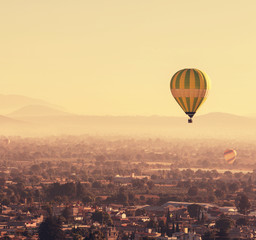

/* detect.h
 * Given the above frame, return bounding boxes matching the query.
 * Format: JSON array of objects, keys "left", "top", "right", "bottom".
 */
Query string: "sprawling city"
[{"left": 0, "top": 136, "right": 255, "bottom": 239}]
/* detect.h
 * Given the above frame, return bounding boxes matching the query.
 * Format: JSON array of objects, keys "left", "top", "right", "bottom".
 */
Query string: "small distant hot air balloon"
[
  {"left": 170, "top": 68, "right": 211, "bottom": 123},
  {"left": 224, "top": 149, "right": 237, "bottom": 165}
]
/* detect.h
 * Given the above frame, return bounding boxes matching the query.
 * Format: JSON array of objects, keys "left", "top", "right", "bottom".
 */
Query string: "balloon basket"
[{"left": 188, "top": 119, "right": 192, "bottom": 123}]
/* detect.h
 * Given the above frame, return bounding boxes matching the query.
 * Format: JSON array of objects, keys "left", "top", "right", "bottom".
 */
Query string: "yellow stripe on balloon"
[
  {"left": 179, "top": 69, "right": 188, "bottom": 91},
  {"left": 194, "top": 96, "right": 204, "bottom": 111},
  {"left": 189, "top": 70, "right": 196, "bottom": 89},
  {"left": 189, "top": 70, "right": 196, "bottom": 112},
  {"left": 194, "top": 70, "right": 207, "bottom": 111},
  {"left": 179, "top": 70, "right": 188, "bottom": 113},
  {"left": 171, "top": 72, "right": 179, "bottom": 89},
  {"left": 188, "top": 97, "right": 194, "bottom": 112},
  {"left": 181, "top": 97, "right": 188, "bottom": 112},
  {"left": 175, "top": 97, "right": 186, "bottom": 112},
  {"left": 198, "top": 70, "right": 205, "bottom": 90},
  {"left": 197, "top": 96, "right": 207, "bottom": 110}
]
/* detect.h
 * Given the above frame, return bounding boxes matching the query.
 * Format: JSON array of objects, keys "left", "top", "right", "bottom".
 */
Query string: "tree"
[
  {"left": 132, "top": 179, "right": 145, "bottom": 189},
  {"left": 147, "top": 219, "right": 158, "bottom": 230},
  {"left": 91, "top": 210, "right": 112, "bottom": 226},
  {"left": 188, "top": 186, "right": 198, "bottom": 196},
  {"left": 140, "top": 195, "right": 145, "bottom": 201},
  {"left": 72, "top": 233, "right": 83, "bottom": 240},
  {"left": 236, "top": 193, "right": 251, "bottom": 214},
  {"left": 22, "top": 229, "right": 32, "bottom": 238},
  {"left": 187, "top": 204, "right": 202, "bottom": 221},
  {"left": 95, "top": 155, "right": 106, "bottom": 163},
  {"left": 215, "top": 214, "right": 234, "bottom": 237},
  {"left": 151, "top": 174, "right": 157, "bottom": 180},
  {"left": 30, "top": 164, "right": 41, "bottom": 173},
  {"left": 128, "top": 192, "right": 135, "bottom": 202},
  {"left": 135, "top": 208, "right": 146, "bottom": 216},
  {"left": 176, "top": 222, "right": 180, "bottom": 232},
  {"left": 202, "top": 230, "right": 216, "bottom": 240},
  {"left": 92, "top": 181, "right": 102, "bottom": 188},
  {"left": 228, "top": 182, "right": 239, "bottom": 193},
  {"left": 116, "top": 192, "right": 128, "bottom": 204},
  {"left": 165, "top": 208, "right": 173, "bottom": 237},
  {"left": 38, "top": 216, "right": 65, "bottom": 240},
  {"left": 147, "top": 181, "right": 154, "bottom": 189},
  {"left": 0, "top": 236, "right": 11, "bottom": 240},
  {"left": 61, "top": 207, "right": 71, "bottom": 223},
  {"left": 214, "top": 189, "right": 224, "bottom": 199},
  {"left": 208, "top": 195, "right": 216, "bottom": 203},
  {"left": 84, "top": 228, "right": 105, "bottom": 240},
  {"left": 158, "top": 219, "right": 166, "bottom": 236},
  {"left": 166, "top": 208, "right": 172, "bottom": 224},
  {"left": 76, "top": 182, "right": 85, "bottom": 199},
  {"left": 1, "top": 198, "right": 10, "bottom": 206},
  {"left": 224, "top": 171, "right": 232, "bottom": 178},
  {"left": 72, "top": 227, "right": 90, "bottom": 239},
  {"left": 118, "top": 231, "right": 129, "bottom": 240},
  {"left": 29, "top": 176, "right": 40, "bottom": 185},
  {"left": 236, "top": 217, "right": 248, "bottom": 226},
  {"left": 82, "top": 192, "right": 95, "bottom": 205}
]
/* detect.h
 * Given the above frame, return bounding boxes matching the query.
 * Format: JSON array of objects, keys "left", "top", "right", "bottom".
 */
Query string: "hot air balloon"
[
  {"left": 224, "top": 149, "right": 237, "bottom": 165},
  {"left": 170, "top": 68, "right": 210, "bottom": 123}
]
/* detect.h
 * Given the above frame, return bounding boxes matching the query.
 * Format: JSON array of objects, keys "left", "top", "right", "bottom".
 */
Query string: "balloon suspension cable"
[{"left": 188, "top": 118, "right": 193, "bottom": 123}]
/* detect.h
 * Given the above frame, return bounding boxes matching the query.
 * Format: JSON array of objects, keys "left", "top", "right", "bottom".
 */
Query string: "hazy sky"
[{"left": 1, "top": 0, "right": 256, "bottom": 116}]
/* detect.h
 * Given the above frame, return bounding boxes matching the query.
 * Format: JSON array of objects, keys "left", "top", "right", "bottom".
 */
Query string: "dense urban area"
[{"left": 0, "top": 135, "right": 256, "bottom": 239}]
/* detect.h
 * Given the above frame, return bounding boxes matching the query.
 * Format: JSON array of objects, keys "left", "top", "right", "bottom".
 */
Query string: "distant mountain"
[
  {"left": 2, "top": 112, "right": 256, "bottom": 138},
  {"left": 196, "top": 112, "right": 255, "bottom": 125},
  {"left": 0, "top": 94, "right": 63, "bottom": 114},
  {"left": 8, "top": 105, "right": 71, "bottom": 117},
  {"left": 185, "top": 112, "right": 256, "bottom": 139},
  {"left": 0, "top": 115, "right": 25, "bottom": 125},
  {"left": 0, "top": 115, "right": 29, "bottom": 135},
  {"left": 247, "top": 113, "right": 256, "bottom": 118},
  {"left": 198, "top": 111, "right": 253, "bottom": 120}
]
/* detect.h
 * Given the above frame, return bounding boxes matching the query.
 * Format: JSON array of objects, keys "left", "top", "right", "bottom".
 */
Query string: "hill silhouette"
[
  {"left": 8, "top": 105, "right": 71, "bottom": 117},
  {"left": 0, "top": 94, "right": 63, "bottom": 114},
  {"left": 1, "top": 112, "right": 255, "bottom": 138}
]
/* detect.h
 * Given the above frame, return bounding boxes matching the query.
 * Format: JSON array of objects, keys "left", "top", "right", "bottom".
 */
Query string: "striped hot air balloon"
[
  {"left": 170, "top": 68, "right": 210, "bottom": 123},
  {"left": 224, "top": 149, "right": 237, "bottom": 165}
]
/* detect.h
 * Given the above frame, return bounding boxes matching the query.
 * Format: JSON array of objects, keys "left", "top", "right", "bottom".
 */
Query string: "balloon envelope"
[
  {"left": 170, "top": 68, "right": 210, "bottom": 120},
  {"left": 224, "top": 149, "right": 237, "bottom": 164}
]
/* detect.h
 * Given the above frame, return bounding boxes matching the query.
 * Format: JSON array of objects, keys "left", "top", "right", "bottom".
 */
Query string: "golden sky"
[{"left": 0, "top": 0, "right": 256, "bottom": 116}]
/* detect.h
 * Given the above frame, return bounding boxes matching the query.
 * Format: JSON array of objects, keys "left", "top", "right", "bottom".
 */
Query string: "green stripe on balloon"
[
  {"left": 184, "top": 70, "right": 190, "bottom": 89},
  {"left": 178, "top": 97, "right": 186, "bottom": 112},
  {"left": 191, "top": 97, "right": 198, "bottom": 112},
  {"left": 171, "top": 72, "right": 178, "bottom": 89},
  {"left": 186, "top": 97, "right": 190, "bottom": 112},
  {"left": 193, "top": 69, "right": 200, "bottom": 89},
  {"left": 175, "top": 71, "right": 183, "bottom": 89}
]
